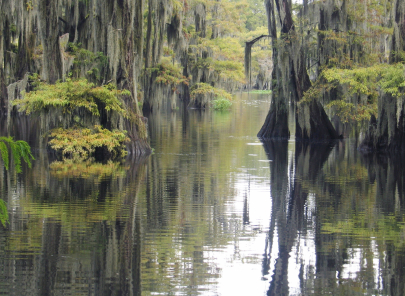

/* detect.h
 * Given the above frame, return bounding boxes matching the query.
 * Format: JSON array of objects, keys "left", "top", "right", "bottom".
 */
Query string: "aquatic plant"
[{"left": 212, "top": 97, "right": 232, "bottom": 111}]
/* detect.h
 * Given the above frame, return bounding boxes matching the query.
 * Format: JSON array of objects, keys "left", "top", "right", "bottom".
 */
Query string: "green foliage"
[
  {"left": 26, "top": 0, "right": 34, "bottom": 11},
  {"left": 323, "top": 63, "right": 405, "bottom": 98},
  {"left": 0, "top": 137, "right": 34, "bottom": 174},
  {"left": 0, "top": 137, "right": 34, "bottom": 228},
  {"left": 150, "top": 59, "right": 189, "bottom": 89},
  {"left": 244, "top": 0, "right": 267, "bottom": 31},
  {"left": 213, "top": 60, "right": 245, "bottom": 83},
  {"left": 212, "top": 97, "right": 232, "bottom": 110},
  {"left": 190, "top": 83, "right": 233, "bottom": 101},
  {"left": 15, "top": 78, "right": 129, "bottom": 118},
  {"left": 327, "top": 100, "right": 377, "bottom": 123},
  {"left": 379, "top": 63, "right": 405, "bottom": 96},
  {"left": 13, "top": 78, "right": 142, "bottom": 160},
  {"left": 304, "top": 63, "right": 405, "bottom": 123},
  {"left": 48, "top": 125, "right": 129, "bottom": 160},
  {"left": 49, "top": 125, "right": 129, "bottom": 160},
  {"left": 0, "top": 199, "right": 8, "bottom": 227}
]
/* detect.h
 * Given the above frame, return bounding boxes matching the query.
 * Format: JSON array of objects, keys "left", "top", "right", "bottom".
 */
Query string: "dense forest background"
[{"left": 0, "top": 0, "right": 405, "bottom": 155}]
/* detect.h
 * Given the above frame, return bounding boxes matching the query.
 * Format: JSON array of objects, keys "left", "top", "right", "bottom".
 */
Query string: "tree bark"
[
  {"left": 259, "top": 0, "right": 340, "bottom": 141},
  {"left": 38, "top": 0, "right": 62, "bottom": 84},
  {"left": 360, "top": 0, "right": 405, "bottom": 152}
]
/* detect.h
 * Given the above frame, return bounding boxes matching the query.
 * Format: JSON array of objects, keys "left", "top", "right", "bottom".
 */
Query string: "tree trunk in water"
[
  {"left": 360, "top": 94, "right": 405, "bottom": 152},
  {"left": 259, "top": 0, "right": 290, "bottom": 139},
  {"left": 259, "top": 0, "right": 339, "bottom": 141},
  {"left": 258, "top": 97, "right": 289, "bottom": 139},
  {"left": 296, "top": 100, "right": 341, "bottom": 141}
]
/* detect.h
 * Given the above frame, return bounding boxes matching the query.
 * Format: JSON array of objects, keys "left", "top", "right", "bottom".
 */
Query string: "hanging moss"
[
  {"left": 150, "top": 59, "right": 189, "bottom": 88},
  {"left": 1, "top": 0, "right": 151, "bottom": 156},
  {"left": 189, "top": 82, "right": 232, "bottom": 108}
]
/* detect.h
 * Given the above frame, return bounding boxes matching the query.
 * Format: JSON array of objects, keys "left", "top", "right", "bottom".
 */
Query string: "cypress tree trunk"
[
  {"left": 38, "top": 0, "right": 62, "bottom": 84},
  {"left": 259, "top": 0, "right": 340, "bottom": 141},
  {"left": 258, "top": 0, "right": 290, "bottom": 139}
]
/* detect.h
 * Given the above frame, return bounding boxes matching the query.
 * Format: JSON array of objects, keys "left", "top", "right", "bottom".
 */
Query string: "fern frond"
[
  {"left": 0, "top": 141, "right": 9, "bottom": 170},
  {"left": 0, "top": 199, "right": 9, "bottom": 227},
  {"left": 0, "top": 137, "right": 34, "bottom": 173}
]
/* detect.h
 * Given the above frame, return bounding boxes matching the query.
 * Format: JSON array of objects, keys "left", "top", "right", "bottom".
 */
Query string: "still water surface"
[{"left": 1, "top": 93, "right": 405, "bottom": 295}]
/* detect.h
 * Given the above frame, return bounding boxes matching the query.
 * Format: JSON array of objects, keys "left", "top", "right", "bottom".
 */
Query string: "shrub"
[
  {"left": 15, "top": 78, "right": 129, "bottom": 118},
  {"left": 212, "top": 97, "right": 232, "bottom": 111},
  {"left": 48, "top": 125, "right": 129, "bottom": 160}
]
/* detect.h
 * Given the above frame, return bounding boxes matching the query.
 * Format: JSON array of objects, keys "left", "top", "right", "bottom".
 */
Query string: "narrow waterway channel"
[{"left": 1, "top": 93, "right": 405, "bottom": 295}]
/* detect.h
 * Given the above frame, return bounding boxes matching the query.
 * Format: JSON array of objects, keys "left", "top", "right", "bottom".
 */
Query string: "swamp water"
[{"left": 1, "top": 93, "right": 405, "bottom": 295}]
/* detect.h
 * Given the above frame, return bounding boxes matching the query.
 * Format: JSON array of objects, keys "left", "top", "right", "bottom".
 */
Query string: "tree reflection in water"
[
  {"left": 5, "top": 93, "right": 405, "bottom": 295},
  {"left": 0, "top": 152, "right": 146, "bottom": 296},
  {"left": 261, "top": 138, "right": 405, "bottom": 295}
]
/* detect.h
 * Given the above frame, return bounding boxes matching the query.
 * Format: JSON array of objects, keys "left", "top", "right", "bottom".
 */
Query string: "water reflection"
[
  {"left": 0, "top": 153, "right": 146, "bottom": 295},
  {"left": 4, "top": 93, "right": 405, "bottom": 295}
]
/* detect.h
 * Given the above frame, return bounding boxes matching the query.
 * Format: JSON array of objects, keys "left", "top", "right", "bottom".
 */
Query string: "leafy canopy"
[
  {"left": 303, "top": 63, "right": 405, "bottom": 123},
  {"left": 14, "top": 77, "right": 129, "bottom": 118}
]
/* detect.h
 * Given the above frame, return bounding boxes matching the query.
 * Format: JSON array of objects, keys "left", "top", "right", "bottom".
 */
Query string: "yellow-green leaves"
[
  {"left": 151, "top": 59, "right": 189, "bottom": 88},
  {"left": 190, "top": 83, "right": 232, "bottom": 101},
  {"left": 14, "top": 78, "right": 128, "bottom": 117},
  {"left": 323, "top": 63, "right": 405, "bottom": 98},
  {"left": 379, "top": 63, "right": 405, "bottom": 97},
  {"left": 327, "top": 100, "right": 378, "bottom": 123},
  {"left": 48, "top": 125, "right": 129, "bottom": 161},
  {"left": 0, "top": 199, "right": 8, "bottom": 227},
  {"left": 304, "top": 63, "right": 405, "bottom": 123}
]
